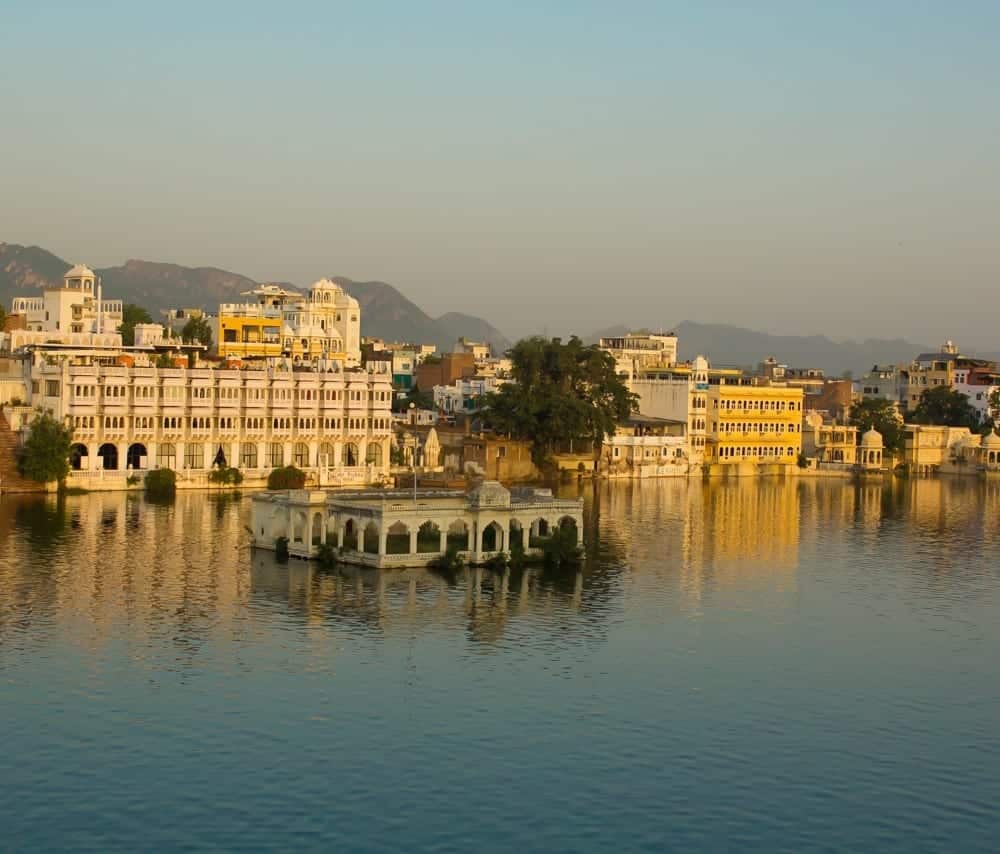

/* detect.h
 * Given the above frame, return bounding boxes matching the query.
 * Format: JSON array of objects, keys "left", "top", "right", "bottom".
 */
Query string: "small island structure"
[{"left": 250, "top": 481, "right": 584, "bottom": 568}]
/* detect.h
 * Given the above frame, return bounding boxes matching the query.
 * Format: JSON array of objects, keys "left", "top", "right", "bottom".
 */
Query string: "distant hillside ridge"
[
  {"left": 0, "top": 242, "right": 510, "bottom": 355},
  {"left": 588, "top": 320, "right": 936, "bottom": 377}
]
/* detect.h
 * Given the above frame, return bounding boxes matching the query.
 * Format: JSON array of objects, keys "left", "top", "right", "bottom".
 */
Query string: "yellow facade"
[
  {"left": 216, "top": 281, "right": 361, "bottom": 365},
  {"left": 708, "top": 383, "right": 804, "bottom": 465}
]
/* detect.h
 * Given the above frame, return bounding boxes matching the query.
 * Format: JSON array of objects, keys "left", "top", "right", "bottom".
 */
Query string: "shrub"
[
  {"left": 796, "top": 453, "right": 809, "bottom": 469},
  {"left": 267, "top": 465, "right": 306, "bottom": 490},
  {"left": 209, "top": 467, "right": 244, "bottom": 486},
  {"left": 126, "top": 474, "right": 141, "bottom": 486},
  {"left": 275, "top": 536, "right": 290, "bottom": 562},
  {"left": 541, "top": 526, "right": 583, "bottom": 569},
  {"left": 483, "top": 552, "right": 509, "bottom": 571},
  {"left": 145, "top": 468, "right": 177, "bottom": 499},
  {"left": 17, "top": 412, "right": 72, "bottom": 483},
  {"left": 429, "top": 543, "right": 465, "bottom": 573},
  {"left": 316, "top": 542, "right": 337, "bottom": 568}
]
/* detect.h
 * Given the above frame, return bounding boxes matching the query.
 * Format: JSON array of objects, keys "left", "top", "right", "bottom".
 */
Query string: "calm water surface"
[{"left": 1, "top": 478, "right": 999, "bottom": 851}]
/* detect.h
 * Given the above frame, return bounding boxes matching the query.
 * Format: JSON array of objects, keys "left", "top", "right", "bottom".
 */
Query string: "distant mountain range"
[
  {"left": 587, "top": 321, "right": 998, "bottom": 377},
  {"left": 0, "top": 242, "right": 511, "bottom": 354},
  {"left": 4, "top": 241, "right": 993, "bottom": 374}
]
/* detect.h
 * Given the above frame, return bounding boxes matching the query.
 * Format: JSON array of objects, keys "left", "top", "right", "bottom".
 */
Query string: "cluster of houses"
[{"left": 2, "top": 264, "right": 999, "bottom": 497}]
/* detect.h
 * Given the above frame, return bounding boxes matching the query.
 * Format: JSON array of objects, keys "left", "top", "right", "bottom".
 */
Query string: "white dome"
[
  {"left": 64, "top": 264, "right": 95, "bottom": 279},
  {"left": 860, "top": 428, "right": 884, "bottom": 448}
]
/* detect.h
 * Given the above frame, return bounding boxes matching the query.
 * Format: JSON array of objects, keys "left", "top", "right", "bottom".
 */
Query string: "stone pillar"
[
  {"left": 378, "top": 528, "right": 387, "bottom": 555},
  {"left": 117, "top": 441, "right": 128, "bottom": 472},
  {"left": 439, "top": 526, "right": 448, "bottom": 554},
  {"left": 258, "top": 441, "right": 268, "bottom": 470},
  {"left": 409, "top": 528, "right": 418, "bottom": 554}
]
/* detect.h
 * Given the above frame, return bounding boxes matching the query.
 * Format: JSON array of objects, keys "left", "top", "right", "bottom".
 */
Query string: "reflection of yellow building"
[
  {"left": 707, "top": 383, "right": 804, "bottom": 466},
  {"left": 217, "top": 280, "right": 361, "bottom": 365}
]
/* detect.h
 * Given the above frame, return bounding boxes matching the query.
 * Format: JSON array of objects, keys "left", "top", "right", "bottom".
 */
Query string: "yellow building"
[
  {"left": 801, "top": 411, "right": 857, "bottom": 464},
  {"left": 707, "top": 381, "right": 804, "bottom": 466},
  {"left": 217, "top": 280, "right": 361, "bottom": 365}
]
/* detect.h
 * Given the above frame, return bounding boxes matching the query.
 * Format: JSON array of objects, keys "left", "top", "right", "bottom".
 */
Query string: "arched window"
[
  {"left": 386, "top": 521, "right": 410, "bottom": 554},
  {"left": 417, "top": 521, "right": 441, "bottom": 553},
  {"left": 344, "top": 443, "right": 359, "bottom": 467},
  {"left": 318, "top": 442, "right": 335, "bottom": 467},
  {"left": 126, "top": 443, "right": 147, "bottom": 470},
  {"left": 185, "top": 443, "right": 203, "bottom": 470},
  {"left": 269, "top": 443, "right": 284, "bottom": 468},
  {"left": 293, "top": 442, "right": 310, "bottom": 467},
  {"left": 365, "top": 443, "right": 383, "bottom": 467},
  {"left": 157, "top": 443, "right": 177, "bottom": 470},
  {"left": 69, "top": 443, "right": 88, "bottom": 471},
  {"left": 241, "top": 443, "right": 258, "bottom": 469}
]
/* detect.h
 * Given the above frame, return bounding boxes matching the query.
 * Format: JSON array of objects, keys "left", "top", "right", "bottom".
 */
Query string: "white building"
[
  {"left": 625, "top": 355, "right": 710, "bottom": 463},
  {"left": 433, "top": 375, "right": 504, "bottom": 414},
  {"left": 599, "top": 331, "right": 678, "bottom": 377},
  {"left": 14, "top": 345, "right": 393, "bottom": 488},
  {"left": 217, "top": 280, "right": 362, "bottom": 366},
  {"left": 5, "top": 264, "right": 123, "bottom": 351}
]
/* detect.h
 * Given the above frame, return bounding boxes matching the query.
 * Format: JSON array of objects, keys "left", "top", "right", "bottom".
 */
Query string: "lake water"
[{"left": 2, "top": 478, "right": 999, "bottom": 851}]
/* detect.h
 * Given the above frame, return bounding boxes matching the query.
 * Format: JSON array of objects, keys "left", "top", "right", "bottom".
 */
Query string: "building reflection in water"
[{"left": 1, "top": 477, "right": 999, "bottom": 656}]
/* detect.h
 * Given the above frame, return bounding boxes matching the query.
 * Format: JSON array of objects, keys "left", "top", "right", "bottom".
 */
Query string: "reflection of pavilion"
[
  {"left": 251, "top": 482, "right": 584, "bottom": 568},
  {"left": 249, "top": 552, "right": 589, "bottom": 647}
]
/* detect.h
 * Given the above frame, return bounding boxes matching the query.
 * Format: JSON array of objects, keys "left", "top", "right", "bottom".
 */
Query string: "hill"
[
  {"left": 588, "top": 321, "right": 932, "bottom": 377},
  {"left": 0, "top": 242, "right": 510, "bottom": 354}
]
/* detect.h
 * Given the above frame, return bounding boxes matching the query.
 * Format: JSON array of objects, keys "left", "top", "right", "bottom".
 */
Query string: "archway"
[
  {"left": 447, "top": 519, "right": 469, "bottom": 550},
  {"left": 386, "top": 520, "right": 410, "bottom": 554},
  {"left": 69, "top": 443, "right": 88, "bottom": 471},
  {"left": 481, "top": 520, "right": 504, "bottom": 553},
  {"left": 311, "top": 511, "right": 323, "bottom": 546},
  {"left": 365, "top": 443, "right": 383, "bottom": 467},
  {"left": 293, "top": 442, "right": 310, "bottom": 467},
  {"left": 126, "top": 443, "right": 146, "bottom": 471},
  {"left": 417, "top": 521, "right": 441, "bottom": 553},
  {"left": 213, "top": 445, "right": 228, "bottom": 468},
  {"left": 97, "top": 443, "right": 118, "bottom": 471},
  {"left": 529, "top": 518, "right": 550, "bottom": 547},
  {"left": 558, "top": 516, "right": 579, "bottom": 544},
  {"left": 363, "top": 521, "right": 380, "bottom": 554},
  {"left": 343, "top": 519, "right": 358, "bottom": 551},
  {"left": 292, "top": 511, "right": 306, "bottom": 544},
  {"left": 344, "top": 443, "right": 360, "bottom": 467},
  {"left": 318, "top": 442, "right": 335, "bottom": 468}
]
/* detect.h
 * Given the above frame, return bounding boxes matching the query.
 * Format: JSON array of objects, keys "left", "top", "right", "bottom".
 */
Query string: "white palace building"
[{"left": 1, "top": 265, "right": 393, "bottom": 489}]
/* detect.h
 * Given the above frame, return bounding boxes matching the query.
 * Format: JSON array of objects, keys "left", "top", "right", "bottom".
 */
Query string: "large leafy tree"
[
  {"left": 181, "top": 315, "right": 213, "bottom": 348},
  {"left": 18, "top": 412, "right": 72, "bottom": 483},
  {"left": 118, "top": 303, "right": 153, "bottom": 346},
  {"left": 849, "top": 398, "right": 905, "bottom": 452},
  {"left": 909, "top": 386, "right": 980, "bottom": 430},
  {"left": 482, "top": 336, "right": 637, "bottom": 465}
]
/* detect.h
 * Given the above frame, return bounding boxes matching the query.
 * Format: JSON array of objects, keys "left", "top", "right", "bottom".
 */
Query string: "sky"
[{"left": 1, "top": 1, "right": 998, "bottom": 346}]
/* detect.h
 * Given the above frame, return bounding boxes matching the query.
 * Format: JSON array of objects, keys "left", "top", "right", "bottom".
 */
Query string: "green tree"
[
  {"left": 849, "top": 398, "right": 904, "bottom": 452},
  {"left": 118, "top": 303, "right": 153, "bottom": 346},
  {"left": 909, "top": 386, "right": 980, "bottom": 430},
  {"left": 17, "top": 412, "right": 72, "bottom": 483},
  {"left": 392, "top": 387, "right": 434, "bottom": 414},
  {"left": 482, "top": 336, "right": 637, "bottom": 466},
  {"left": 181, "top": 315, "right": 213, "bottom": 348}
]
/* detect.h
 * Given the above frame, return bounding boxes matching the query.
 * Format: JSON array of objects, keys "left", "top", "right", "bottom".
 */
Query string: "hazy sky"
[{"left": 2, "top": 1, "right": 998, "bottom": 346}]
